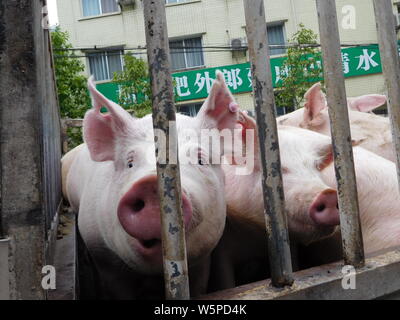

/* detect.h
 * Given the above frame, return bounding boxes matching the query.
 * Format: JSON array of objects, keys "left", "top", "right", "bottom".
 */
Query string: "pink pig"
[
  {"left": 62, "top": 72, "right": 240, "bottom": 298},
  {"left": 225, "top": 111, "right": 400, "bottom": 258},
  {"left": 277, "top": 83, "right": 393, "bottom": 162},
  {"left": 224, "top": 112, "right": 340, "bottom": 247}
]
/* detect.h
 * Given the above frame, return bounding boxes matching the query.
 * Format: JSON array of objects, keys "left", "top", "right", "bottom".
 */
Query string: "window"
[
  {"left": 87, "top": 50, "right": 123, "bottom": 81},
  {"left": 82, "top": 0, "right": 119, "bottom": 17},
  {"left": 178, "top": 103, "right": 202, "bottom": 117},
  {"left": 170, "top": 37, "right": 204, "bottom": 71},
  {"left": 267, "top": 24, "right": 286, "bottom": 56},
  {"left": 397, "top": 5, "right": 400, "bottom": 25}
]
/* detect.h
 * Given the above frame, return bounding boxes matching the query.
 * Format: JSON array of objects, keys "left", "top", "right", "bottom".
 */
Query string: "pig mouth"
[
  {"left": 133, "top": 237, "right": 163, "bottom": 263},
  {"left": 140, "top": 238, "right": 161, "bottom": 248}
]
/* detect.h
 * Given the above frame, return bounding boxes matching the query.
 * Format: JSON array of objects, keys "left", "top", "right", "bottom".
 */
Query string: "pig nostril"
[
  {"left": 132, "top": 199, "right": 145, "bottom": 212},
  {"left": 316, "top": 204, "right": 326, "bottom": 212}
]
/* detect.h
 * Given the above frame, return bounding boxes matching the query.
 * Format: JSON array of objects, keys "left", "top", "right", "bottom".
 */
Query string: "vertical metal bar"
[
  {"left": 143, "top": 0, "right": 190, "bottom": 300},
  {"left": 373, "top": 0, "right": 400, "bottom": 192},
  {"left": 316, "top": 0, "right": 365, "bottom": 267},
  {"left": 243, "top": 0, "right": 293, "bottom": 287},
  {"left": 0, "top": 238, "right": 10, "bottom": 300}
]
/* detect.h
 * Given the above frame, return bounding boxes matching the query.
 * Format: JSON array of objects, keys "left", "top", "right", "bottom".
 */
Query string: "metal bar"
[
  {"left": 143, "top": 0, "right": 190, "bottom": 300},
  {"left": 200, "top": 248, "right": 400, "bottom": 300},
  {"left": 0, "top": 238, "right": 10, "bottom": 300},
  {"left": 373, "top": 0, "right": 400, "bottom": 192},
  {"left": 316, "top": 0, "right": 365, "bottom": 268},
  {"left": 243, "top": 0, "right": 293, "bottom": 287}
]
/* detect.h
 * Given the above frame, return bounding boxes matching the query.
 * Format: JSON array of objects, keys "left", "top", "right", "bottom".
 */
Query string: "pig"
[
  {"left": 224, "top": 111, "right": 340, "bottom": 247},
  {"left": 225, "top": 111, "right": 400, "bottom": 263},
  {"left": 277, "top": 83, "right": 394, "bottom": 162},
  {"left": 62, "top": 72, "right": 240, "bottom": 299}
]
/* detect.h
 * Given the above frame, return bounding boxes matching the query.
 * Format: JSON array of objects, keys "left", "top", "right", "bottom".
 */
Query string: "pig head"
[
  {"left": 223, "top": 111, "right": 340, "bottom": 246},
  {"left": 277, "top": 83, "right": 393, "bottom": 161},
  {"left": 65, "top": 72, "right": 239, "bottom": 284}
]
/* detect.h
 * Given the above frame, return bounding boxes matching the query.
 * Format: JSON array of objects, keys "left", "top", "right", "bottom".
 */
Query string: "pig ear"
[
  {"left": 316, "top": 144, "right": 333, "bottom": 171},
  {"left": 237, "top": 110, "right": 260, "bottom": 170},
  {"left": 83, "top": 76, "right": 134, "bottom": 162},
  {"left": 302, "top": 82, "right": 327, "bottom": 127},
  {"left": 196, "top": 71, "right": 239, "bottom": 130},
  {"left": 347, "top": 94, "right": 387, "bottom": 112},
  {"left": 315, "top": 140, "right": 361, "bottom": 171}
]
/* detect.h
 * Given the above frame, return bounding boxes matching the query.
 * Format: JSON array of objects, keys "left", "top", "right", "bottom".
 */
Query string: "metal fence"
[
  {"left": 16, "top": 0, "right": 400, "bottom": 300},
  {"left": 141, "top": 0, "right": 400, "bottom": 300}
]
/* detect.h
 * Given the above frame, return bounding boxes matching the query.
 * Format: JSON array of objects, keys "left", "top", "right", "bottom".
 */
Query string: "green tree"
[
  {"left": 51, "top": 27, "right": 91, "bottom": 118},
  {"left": 51, "top": 27, "right": 91, "bottom": 150},
  {"left": 275, "top": 23, "right": 324, "bottom": 110},
  {"left": 112, "top": 54, "right": 152, "bottom": 118}
]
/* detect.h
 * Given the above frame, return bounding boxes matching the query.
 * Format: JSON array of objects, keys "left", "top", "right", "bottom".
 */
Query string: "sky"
[{"left": 47, "top": 0, "right": 59, "bottom": 27}]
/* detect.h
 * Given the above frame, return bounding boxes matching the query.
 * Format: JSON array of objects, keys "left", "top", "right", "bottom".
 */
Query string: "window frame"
[
  {"left": 396, "top": 4, "right": 400, "bottom": 25},
  {"left": 87, "top": 49, "right": 124, "bottom": 82},
  {"left": 169, "top": 36, "right": 205, "bottom": 71},
  {"left": 81, "top": 0, "right": 120, "bottom": 18},
  {"left": 177, "top": 102, "right": 202, "bottom": 117},
  {"left": 266, "top": 22, "right": 287, "bottom": 56}
]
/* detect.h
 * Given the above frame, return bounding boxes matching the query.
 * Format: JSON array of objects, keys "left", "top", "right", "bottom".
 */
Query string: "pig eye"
[
  {"left": 197, "top": 149, "right": 208, "bottom": 166},
  {"left": 127, "top": 151, "right": 135, "bottom": 168},
  {"left": 198, "top": 154, "right": 204, "bottom": 166}
]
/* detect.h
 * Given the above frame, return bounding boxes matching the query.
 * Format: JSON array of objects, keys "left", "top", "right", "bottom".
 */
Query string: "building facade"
[{"left": 56, "top": 0, "right": 400, "bottom": 115}]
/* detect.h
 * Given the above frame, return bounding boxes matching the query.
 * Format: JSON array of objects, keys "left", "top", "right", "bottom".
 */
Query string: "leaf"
[{"left": 275, "top": 24, "right": 325, "bottom": 110}]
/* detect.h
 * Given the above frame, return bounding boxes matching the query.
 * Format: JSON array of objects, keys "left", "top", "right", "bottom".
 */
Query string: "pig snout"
[
  {"left": 117, "top": 175, "right": 192, "bottom": 257},
  {"left": 309, "top": 189, "right": 340, "bottom": 226}
]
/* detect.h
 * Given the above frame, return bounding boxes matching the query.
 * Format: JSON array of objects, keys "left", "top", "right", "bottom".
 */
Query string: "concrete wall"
[{"left": 0, "top": 0, "right": 62, "bottom": 299}]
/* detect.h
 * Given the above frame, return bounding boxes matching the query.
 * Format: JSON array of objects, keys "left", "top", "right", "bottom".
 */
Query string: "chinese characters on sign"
[
  {"left": 96, "top": 45, "right": 384, "bottom": 103},
  {"left": 171, "top": 45, "right": 382, "bottom": 102}
]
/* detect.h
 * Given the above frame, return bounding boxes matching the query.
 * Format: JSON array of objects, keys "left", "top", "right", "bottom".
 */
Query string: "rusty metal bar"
[
  {"left": 200, "top": 248, "right": 400, "bottom": 300},
  {"left": 316, "top": 0, "right": 365, "bottom": 267},
  {"left": 373, "top": 0, "right": 400, "bottom": 192},
  {"left": 143, "top": 0, "right": 190, "bottom": 300},
  {"left": 243, "top": 0, "right": 293, "bottom": 287}
]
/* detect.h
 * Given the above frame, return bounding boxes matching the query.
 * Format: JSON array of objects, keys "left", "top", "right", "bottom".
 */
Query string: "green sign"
[{"left": 97, "top": 44, "right": 386, "bottom": 103}]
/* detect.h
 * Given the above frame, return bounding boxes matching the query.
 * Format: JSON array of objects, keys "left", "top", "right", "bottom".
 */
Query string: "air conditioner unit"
[
  {"left": 117, "top": 0, "right": 135, "bottom": 8},
  {"left": 231, "top": 38, "right": 247, "bottom": 52}
]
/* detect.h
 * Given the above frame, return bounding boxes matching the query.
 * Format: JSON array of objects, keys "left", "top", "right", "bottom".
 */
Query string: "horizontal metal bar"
[
  {"left": 0, "top": 238, "right": 10, "bottom": 300},
  {"left": 373, "top": 0, "right": 400, "bottom": 193},
  {"left": 200, "top": 248, "right": 400, "bottom": 300},
  {"left": 61, "top": 119, "right": 83, "bottom": 128},
  {"left": 316, "top": 0, "right": 364, "bottom": 267},
  {"left": 243, "top": 0, "right": 293, "bottom": 287},
  {"left": 143, "top": 0, "right": 190, "bottom": 300}
]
